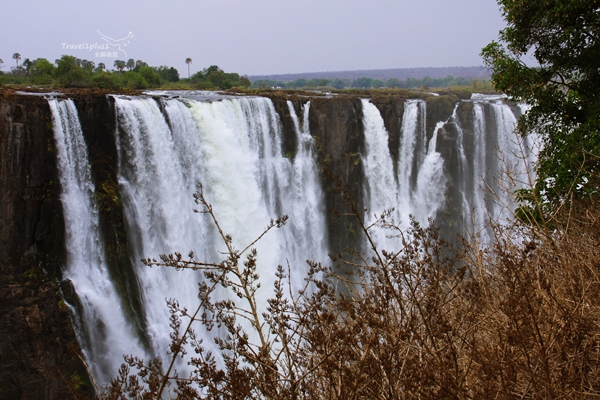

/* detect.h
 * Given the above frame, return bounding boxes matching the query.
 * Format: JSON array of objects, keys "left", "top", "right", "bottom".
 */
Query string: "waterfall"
[
  {"left": 412, "top": 120, "right": 446, "bottom": 226},
  {"left": 466, "top": 95, "right": 533, "bottom": 241},
  {"left": 360, "top": 99, "right": 399, "bottom": 250},
  {"left": 49, "top": 92, "right": 530, "bottom": 385},
  {"left": 49, "top": 98, "right": 146, "bottom": 384},
  {"left": 113, "top": 96, "right": 209, "bottom": 366},
  {"left": 108, "top": 95, "right": 329, "bottom": 379},
  {"left": 470, "top": 102, "right": 490, "bottom": 240},
  {"left": 397, "top": 100, "right": 422, "bottom": 219},
  {"left": 286, "top": 100, "right": 328, "bottom": 276},
  {"left": 360, "top": 98, "right": 446, "bottom": 249}
]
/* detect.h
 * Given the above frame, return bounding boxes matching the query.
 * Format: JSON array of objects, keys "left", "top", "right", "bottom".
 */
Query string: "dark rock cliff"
[
  {"left": 0, "top": 91, "right": 94, "bottom": 399},
  {"left": 1, "top": 88, "right": 478, "bottom": 398}
]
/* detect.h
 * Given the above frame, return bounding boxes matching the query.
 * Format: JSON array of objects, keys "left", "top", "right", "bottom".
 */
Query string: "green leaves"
[{"left": 484, "top": 0, "right": 600, "bottom": 214}]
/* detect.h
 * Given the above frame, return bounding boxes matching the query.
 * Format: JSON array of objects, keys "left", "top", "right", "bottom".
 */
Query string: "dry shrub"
[{"left": 101, "top": 185, "right": 600, "bottom": 399}]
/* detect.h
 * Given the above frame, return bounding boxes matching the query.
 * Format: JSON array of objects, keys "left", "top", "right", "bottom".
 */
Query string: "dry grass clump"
[{"left": 101, "top": 186, "right": 600, "bottom": 399}]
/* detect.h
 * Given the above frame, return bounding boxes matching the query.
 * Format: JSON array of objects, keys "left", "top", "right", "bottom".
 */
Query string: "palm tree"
[
  {"left": 126, "top": 59, "right": 135, "bottom": 71},
  {"left": 185, "top": 58, "right": 192, "bottom": 78},
  {"left": 12, "top": 53, "right": 21, "bottom": 67},
  {"left": 0, "top": 59, "right": 3, "bottom": 70},
  {"left": 114, "top": 60, "right": 126, "bottom": 72}
]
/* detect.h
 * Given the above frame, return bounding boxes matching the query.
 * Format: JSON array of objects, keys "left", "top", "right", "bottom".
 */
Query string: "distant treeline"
[
  {"left": 0, "top": 55, "right": 251, "bottom": 90},
  {"left": 1, "top": 55, "right": 489, "bottom": 91},
  {"left": 252, "top": 75, "right": 486, "bottom": 90}
]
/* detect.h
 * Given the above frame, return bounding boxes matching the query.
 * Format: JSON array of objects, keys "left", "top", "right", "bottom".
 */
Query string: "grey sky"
[{"left": 1, "top": 0, "right": 506, "bottom": 76}]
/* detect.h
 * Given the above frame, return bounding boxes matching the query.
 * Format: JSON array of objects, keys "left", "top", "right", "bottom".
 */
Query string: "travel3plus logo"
[{"left": 97, "top": 30, "right": 135, "bottom": 58}]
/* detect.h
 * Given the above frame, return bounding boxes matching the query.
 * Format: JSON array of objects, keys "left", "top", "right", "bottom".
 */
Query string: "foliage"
[
  {"left": 188, "top": 65, "right": 251, "bottom": 89},
  {"left": 251, "top": 75, "right": 484, "bottom": 91},
  {"left": 0, "top": 54, "right": 250, "bottom": 90},
  {"left": 101, "top": 180, "right": 600, "bottom": 399},
  {"left": 54, "top": 55, "right": 91, "bottom": 87},
  {"left": 157, "top": 65, "right": 180, "bottom": 82},
  {"left": 481, "top": 0, "right": 600, "bottom": 210}
]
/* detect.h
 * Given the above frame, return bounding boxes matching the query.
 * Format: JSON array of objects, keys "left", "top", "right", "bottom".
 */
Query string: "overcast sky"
[{"left": 1, "top": 0, "right": 506, "bottom": 76}]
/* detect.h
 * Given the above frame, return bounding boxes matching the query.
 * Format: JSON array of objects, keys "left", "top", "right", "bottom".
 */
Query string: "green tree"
[
  {"left": 306, "top": 78, "right": 321, "bottom": 88},
  {"left": 331, "top": 78, "right": 345, "bottom": 89},
  {"left": 32, "top": 58, "right": 55, "bottom": 76},
  {"left": 156, "top": 65, "right": 179, "bottom": 82},
  {"left": 134, "top": 60, "right": 148, "bottom": 71},
  {"left": 30, "top": 58, "right": 55, "bottom": 84},
  {"left": 372, "top": 79, "right": 384, "bottom": 88},
  {"left": 138, "top": 66, "right": 160, "bottom": 87},
  {"left": 114, "top": 60, "right": 126, "bottom": 72},
  {"left": 12, "top": 53, "right": 21, "bottom": 67},
  {"left": 239, "top": 76, "right": 251, "bottom": 87},
  {"left": 482, "top": 0, "right": 600, "bottom": 207},
  {"left": 386, "top": 78, "right": 402, "bottom": 88},
  {"left": 94, "top": 62, "right": 106, "bottom": 73},
  {"left": 289, "top": 78, "right": 307, "bottom": 88},
  {"left": 80, "top": 59, "right": 95, "bottom": 72},
  {"left": 352, "top": 77, "right": 373, "bottom": 88},
  {"left": 22, "top": 58, "right": 33, "bottom": 76},
  {"left": 126, "top": 58, "right": 135, "bottom": 71},
  {"left": 54, "top": 54, "right": 89, "bottom": 87}
]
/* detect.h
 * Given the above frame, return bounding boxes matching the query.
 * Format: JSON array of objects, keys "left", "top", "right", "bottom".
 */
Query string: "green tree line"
[
  {"left": 0, "top": 55, "right": 251, "bottom": 90},
  {"left": 251, "top": 75, "right": 488, "bottom": 90}
]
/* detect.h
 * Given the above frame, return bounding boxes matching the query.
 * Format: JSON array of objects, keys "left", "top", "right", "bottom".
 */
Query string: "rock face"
[
  {"left": 0, "top": 88, "right": 482, "bottom": 398},
  {"left": 0, "top": 280, "right": 93, "bottom": 399},
  {"left": 0, "top": 91, "right": 94, "bottom": 399}
]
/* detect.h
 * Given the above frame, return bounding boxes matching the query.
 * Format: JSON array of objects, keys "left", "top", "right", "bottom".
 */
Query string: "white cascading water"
[
  {"left": 361, "top": 98, "right": 446, "bottom": 250},
  {"left": 360, "top": 99, "right": 400, "bottom": 250},
  {"left": 285, "top": 100, "right": 328, "bottom": 276},
  {"left": 397, "top": 100, "right": 422, "bottom": 220},
  {"left": 49, "top": 98, "right": 146, "bottom": 384},
  {"left": 470, "top": 101, "right": 491, "bottom": 241},
  {"left": 451, "top": 104, "right": 473, "bottom": 225},
  {"left": 397, "top": 100, "right": 446, "bottom": 227},
  {"left": 466, "top": 95, "right": 535, "bottom": 240},
  {"left": 109, "top": 95, "right": 329, "bottom": 380},
  {"left": 412, "top": 120, "right": 446, "bottom": 225},
  {"left": 490, "top": 100, "right": 529, "bottom": 221},
  {"left": 112, "top": 96, "right": 209, "bottom": 368}
]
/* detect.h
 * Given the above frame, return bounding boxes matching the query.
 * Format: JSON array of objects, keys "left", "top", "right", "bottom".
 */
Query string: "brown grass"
[{"left": 100, "top": 183, "right": 600, "bottom": 399}]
